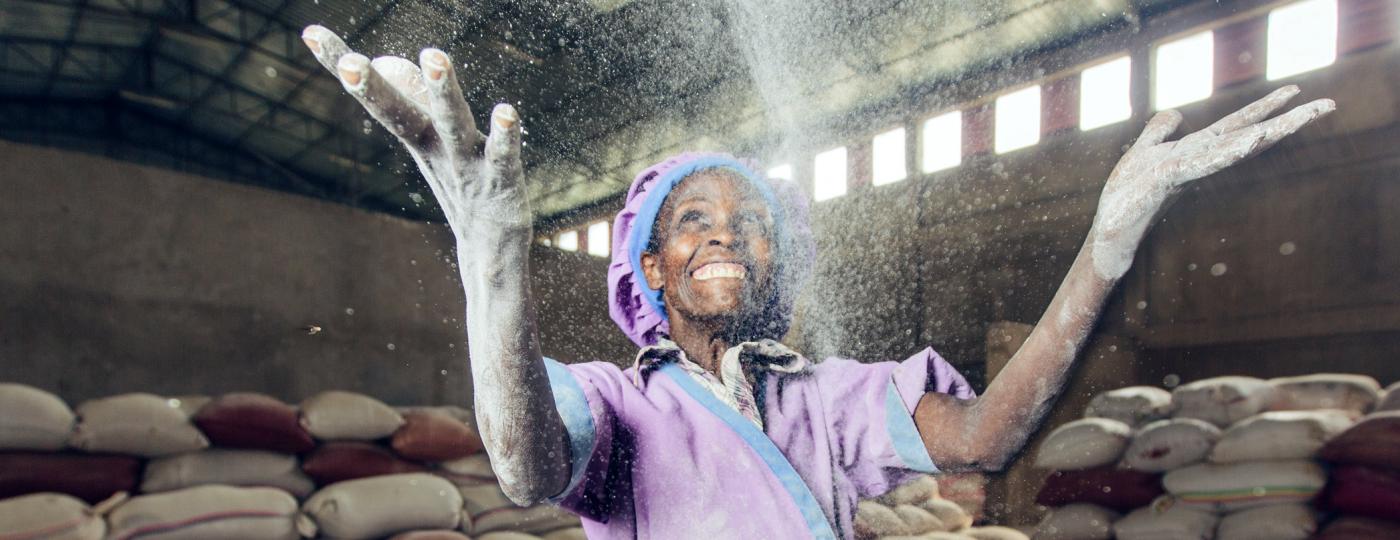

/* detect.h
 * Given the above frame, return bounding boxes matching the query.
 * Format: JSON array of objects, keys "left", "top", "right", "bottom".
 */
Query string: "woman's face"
[{"left": 640, "top": 170, "right": 776, "bottom": 326}]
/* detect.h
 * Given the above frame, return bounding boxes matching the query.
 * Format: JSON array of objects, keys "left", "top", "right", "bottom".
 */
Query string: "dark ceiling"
[{"left": 0, "top": 0, "right": 1185, "bottom": 222}]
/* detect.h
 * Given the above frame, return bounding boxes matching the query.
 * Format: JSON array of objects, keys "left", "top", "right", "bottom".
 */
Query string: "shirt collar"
[{"left": 630, "top": 337, "right": 811, "bottom": 388}]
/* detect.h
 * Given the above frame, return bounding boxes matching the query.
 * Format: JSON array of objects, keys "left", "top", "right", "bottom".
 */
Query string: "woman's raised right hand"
[{"left": 301, "top": 25, "right": 530, "bottom": 236}]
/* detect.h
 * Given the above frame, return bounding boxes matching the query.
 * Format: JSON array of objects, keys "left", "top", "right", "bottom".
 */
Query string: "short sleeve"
[
  {"left": 542, "top": 358, "right": 628, "bottom": 521},
  {"left": 815, "top": 347, "right": 975, "bottom": 498}
]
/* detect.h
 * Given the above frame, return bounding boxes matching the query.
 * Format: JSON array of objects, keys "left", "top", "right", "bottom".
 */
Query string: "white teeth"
[{"left": 693, "top": 263, "right": 747, "bottom": 281}]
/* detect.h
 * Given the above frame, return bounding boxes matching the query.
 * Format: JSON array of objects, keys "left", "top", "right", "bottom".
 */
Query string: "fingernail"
[
  {"left": 424, "top": 50, "right": 448, "bottom": 81},
  {"left": 302, "top": 36, "right": 321, "bottom": 55},
  {"left": 337, "top": 56, "right": 368, "bottom": 87},
  {"left": 494, "top": 105, "right": 518, "bottom": 128}
]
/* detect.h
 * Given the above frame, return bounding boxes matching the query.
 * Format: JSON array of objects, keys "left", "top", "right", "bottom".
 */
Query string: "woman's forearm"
[
  {"left": 458, "top": 225, "right": 570, "bottom": 504},
  {"left": 917, "top": 230, "right": 1120, "bottom": 471}
]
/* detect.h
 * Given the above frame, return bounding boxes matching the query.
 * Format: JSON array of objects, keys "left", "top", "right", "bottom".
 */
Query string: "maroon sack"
[
  {"left": 0, "top": 452, "right": 139, "bottom": 504},
  {"left": 302, "top": 441, "right": 428, "bottom": 485},
  {"left": 1320, "top": 465, "right": 1400, "bottom": 522},
  {"left": 193, "top": 392, "right": 315, "bottom": 454},
  {"left": 1313, "top": 516, "right": 1400, "bottom": 540},
  {"left": 1318, "top": 411, "right": 1400, "bottom": 470},
  {"left": 1035, "top": 467, "right": 1164, "bottom": 512},
  {"left": 391, "top": 410, "right": 484, "bottom": 462}
]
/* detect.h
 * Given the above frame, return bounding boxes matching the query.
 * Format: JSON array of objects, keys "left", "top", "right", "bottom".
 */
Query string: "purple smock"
[{"left": 542, "top": 346, "right": 975, "bottom": 539}]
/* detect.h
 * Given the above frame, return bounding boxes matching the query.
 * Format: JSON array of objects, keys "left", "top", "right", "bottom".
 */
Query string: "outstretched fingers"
[
  {"left": 1202, "top": 85, "right": 1300, "bottom": 137},
  {"left": 1191, "top": 97, "right": 1336, "bottom": 180},
  {"left": 484, "top": 103, "right": 523, "bottom": 177},
  {"left": 421, "top": 48, "right": 484, "bottom": 159},
  {"left": 1131, "top": 110, "right": 1183, "bottom": 153},
  {"left": 301, "top": 25, "right": 351, "bottom": 75},
  {"left": 335, "top": 53, "right": 432, "bottom": 143}
]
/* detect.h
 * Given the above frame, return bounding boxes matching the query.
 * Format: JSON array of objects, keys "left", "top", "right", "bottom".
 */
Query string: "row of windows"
[
  {"left": 549, "top": 0, "right": 1346, "bottom": 254},
  {"left": 783, "top": 0, "right": 1341, "bottom": 202}
]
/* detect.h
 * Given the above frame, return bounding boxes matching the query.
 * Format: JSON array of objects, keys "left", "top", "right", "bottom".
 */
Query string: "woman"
[{"left": 299, "top": 24, "right": 1333, "bottom": 539}]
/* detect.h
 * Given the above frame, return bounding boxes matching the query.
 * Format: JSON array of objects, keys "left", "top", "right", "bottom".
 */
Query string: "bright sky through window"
[
  {"left": 1155, "top": 31, "right": 1213, "bottom": 110},
  {"left": 1080, "top": 56, "right": 1133, "bottom": 130},
  {"left": 556, "top": 230, "right": 578, "bottom": 252},
  {"left": 995, "top": 86, "right": 1041, "bottom": 154},
  {"left": 813, "top": 147, "right": 848, "bottom": 201},
  {"left": 586, "top": 221, "right": 609, "bottom": 257},
  {"left": 767, "top": 164, "right": 793, "bottom": 181},
  {"left": 1267, "top": 0, "right": 1337, "bottom": 80},
  {"left": 921, "top": 111, "right": 961, "bottom": 173},
  {"left": 871, "top": 128, "right": 907, "bottom": 186}
]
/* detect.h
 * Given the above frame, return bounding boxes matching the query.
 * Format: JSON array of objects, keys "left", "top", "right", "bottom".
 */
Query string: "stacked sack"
[
  {"left": 0, "top": 383, "right": 584, "bottom": 539},
  {"left": 854, "top": 474, "right": 1031, "bottom": 539},
  {"left": 1312, "top": 380, "right": 1400, "bottom": 539},
  {"left": 1031, "top": 374, "right": 1388, "bottom": 540}
]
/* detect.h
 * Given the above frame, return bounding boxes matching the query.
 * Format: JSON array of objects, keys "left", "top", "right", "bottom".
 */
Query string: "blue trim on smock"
[
  {"left": 543, "top": 358, "right": 598, "bottom": 503},
  {"left": 627, "top": 156, "right": 782, "bottom": 321},
  {"left": 658, "top": 363, "right": 837, "bottom": 539},
  {"left": 885, "top": 381, "right": 938, "bottom": 473}
]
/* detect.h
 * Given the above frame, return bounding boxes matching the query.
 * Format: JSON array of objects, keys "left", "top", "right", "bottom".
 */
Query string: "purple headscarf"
[{"left": 608, "top": 152, "right": 814, "bottom": 347}]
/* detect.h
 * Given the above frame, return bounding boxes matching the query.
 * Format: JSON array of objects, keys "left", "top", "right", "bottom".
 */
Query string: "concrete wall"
[{"left": 0, "top": 140, "right": 633, "bottom": 407}]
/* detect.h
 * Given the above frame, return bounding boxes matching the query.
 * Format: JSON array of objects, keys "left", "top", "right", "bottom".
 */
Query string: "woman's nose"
[{"left": 706, "top": 220, "right": 740, "bottom": 247}]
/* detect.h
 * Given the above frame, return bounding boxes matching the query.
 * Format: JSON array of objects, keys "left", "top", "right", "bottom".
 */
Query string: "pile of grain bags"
[
  {"left": 853, "top": 473, "right": 1032, "bottom": 539},
  {"left": 0, "top": 382, "right": 586, "bottom": 539},
  {"left": 1314, "top": 383, "right": 1400, "bottom": 539}
]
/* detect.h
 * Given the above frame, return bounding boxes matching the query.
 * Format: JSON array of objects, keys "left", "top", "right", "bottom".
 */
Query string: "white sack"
[
  {"left": 141, "top": 449, "right": 315, "bottom": 497},
  {"left": 1172, "top": 377, "right": 1275, "bottom": 427},
  {"left": 299, "top": 390, "right": 404, "bottom": 441},
  {"left": 1112, "top": 498, "right": 1218, "bottom": 540},
  {"left": 0, "top": 492, "right": 105, "bottom": 540},
  {"left": 1377, "top": 381, "right": 1400, "bottom": 412},
  {"left": 106, "top": 485, "right": 299, "bottom": 540},
  {"left": 1163, "top": 459, "right": 1325, "bottom": 512},
  {"left": 963, "top": 526, "right": 1030, "bottom": 540},
  {"left": 1122, "top": 418, "right": 1220, "bottom": 472},
  {"left": 1085, "top": 387, "right": 1174, "bottom": 427},
  {"left": 70, "top": 393, "right": 209, "bottom": 457},
  {"left": 879, "top": 475, "right": 940, "bottom": 506},
  {"left": 0, "top": 382, "right": 75, "bottom": 450},
  {"left": 1209, "top": 409, "right": 1352, "bottom": 463},
  {"left": 299, "top": 472, "right": 463, "bottom": 539},
  {"left": 1033, "top": 503, "right": 1119, "bottom": 540},
  {"left": 1216, "top": 503, "right": 1316, "bottom": 540},
  {"left": 1033, "top": 418, "right": 1132, "bottom": 470},
  {"left": 541, "top": 528, "right": 588, "bottom": 540},
  {"left": 469, "top": 504, "right": 580, "bottom": 536},
  {"left": 1269, "top": 374, "right": 1379, "bottom": 415}
]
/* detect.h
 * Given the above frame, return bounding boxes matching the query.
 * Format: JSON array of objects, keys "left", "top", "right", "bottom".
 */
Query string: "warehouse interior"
[{"left": 1, "top": 0, "right": 1398, "bottom": 538}]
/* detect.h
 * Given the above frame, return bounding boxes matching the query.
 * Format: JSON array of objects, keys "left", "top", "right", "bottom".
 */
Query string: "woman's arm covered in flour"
[
  {"left": 914, "top": 86, "right": 1335, "bottom": 471},
  {"left": 301, "top": 26, "right": 569, "bottom": 503}
]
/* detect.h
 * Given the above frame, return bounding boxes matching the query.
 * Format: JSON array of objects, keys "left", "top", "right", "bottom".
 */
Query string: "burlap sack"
[
  {"left": 298, "top": 472, "right": 463, "bottom": 539},
  {"left": 1122, "top": 418, "right": 1220, "bottom": 472},
  {"left": 1033, "top": 418, "right": 1131, "bottom": 470},
  {"left": 388, "top": 531, "right": 472, "bottom": 540},
  {"left": 1208, "top": 409, "right": 1352, "bottom": 463},
  {"left": 476, "top": 533, "right": 541, "bottom": 540},
  {"left": 106, "top": 485, "right": 299, "bottom": 540},
  {"left": 459, "top": 482, "right": 514, "bottom": 517},
  {"left": 1268, "top": 373, "right": 1380, "bottom": 415},
  {"left": 1215, "top": 503, "right": 1315, "bottom": 540},
  {"left": 541, "top": 528, "right": 587, "bottom": 540},
  {"left": 1084, "top": 387, "right": 1173, "bottom": 428},
  {"left": 1172, "top": 376, "right": 1276, "bottom": 427},
  {"left": 392, "top": 410, "right": 484, "bottom": 462},
  {"left": 1163, "top": 459, "right": 1325, "bottom": 512},
  {"left": 469, "top": 503, "right": 580, "bottom": 536},
  {"left": 1313, "top": 515, "right": 1400, "bottom": 540},
  {"left": 0, "top": 492, "right": 107, "bottom": 540},
  {"left": 0, "top": 452, "right": 140, "bottom": 504},
  {"left": 1318, "top": 410, "right": 1400, "bottom": 469},
  {"left": 193, "top": 392, "right": 315, "bottom": 454},
  {"left": 854, "top": 501, "right": 912, "bottom": 537},
  {"left": 300, "top": 390, "right": 404, "bottom": 441},
  {"left": 0, "top": 383, "right": 75, "bottom": 450},
  {"left": 1034, "top": 467, "right": 1163, "bottom": 512},
  {"left": 302, "top": 441, "right": 428, "bottom": 486},
  {"left": 1033, "top": 503, "right": 1119, "bottom": 540},
  {"left": 142, "top": 449, "right": 315, "bottom": 497},
  {"left": 962, "top": 526, "right": 1029, "bottom": 540},
  {"left": 1112, "top": 497, "right": 1217, "bottom": 540},
  {"left": 918, "top": 498, "right": 972, "bottom": 531},
  {"left": 70, "top": 393, "right": 208, "bottom": 457},
  {"left": 438, "top": 452, "right": 496, "bottom": 486},
  {"left": 891, "top": 504, "right": 944, "bottom": 534}
]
